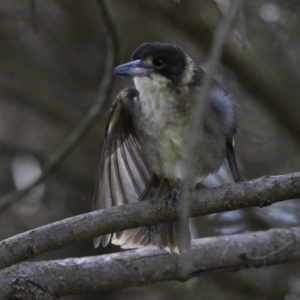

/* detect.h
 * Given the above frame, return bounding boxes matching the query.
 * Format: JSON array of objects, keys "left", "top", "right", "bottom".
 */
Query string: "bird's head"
[{"left": 114, "top": 42, "right": 194, "bottom": 88}]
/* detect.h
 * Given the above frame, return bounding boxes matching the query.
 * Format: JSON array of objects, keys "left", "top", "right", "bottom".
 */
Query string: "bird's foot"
[
  {"left": 164, "top": 188, "right": 181, "bottom": 207},
  {"left": 164, "top": 179, "right": 183, "bottom": 208},
  {"left": 145, "top": 225, "right": 159, "bottom": 243}
]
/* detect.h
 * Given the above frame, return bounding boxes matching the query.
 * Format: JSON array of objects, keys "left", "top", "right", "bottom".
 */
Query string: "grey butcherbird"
[{"left": 92, "top": 42, "right": 239, "bottom": 253}]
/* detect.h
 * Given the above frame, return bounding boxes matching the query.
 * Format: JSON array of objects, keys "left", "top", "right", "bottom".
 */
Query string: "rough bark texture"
[
  {"left": 0, "top": 227, "right": 300, "bottom": 299},
  {"left": 0, "top": 172, "right": 300, "bottom": 271}
]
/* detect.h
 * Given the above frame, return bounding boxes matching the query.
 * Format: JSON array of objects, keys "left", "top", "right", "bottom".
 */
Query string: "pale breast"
[
  {"left": 133, "top": 76, "right": 225, "bottom": 184},
  {"left": 134, "top": 76, "right": 191, "bottom": 180},
  {"left": 139, "top": 116, "right": 189, "bottom": 180}
]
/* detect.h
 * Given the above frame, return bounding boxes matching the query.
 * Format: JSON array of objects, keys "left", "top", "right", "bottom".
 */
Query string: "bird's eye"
[{"left": 153, "top": 57, "right": 164, "bottom": 67}]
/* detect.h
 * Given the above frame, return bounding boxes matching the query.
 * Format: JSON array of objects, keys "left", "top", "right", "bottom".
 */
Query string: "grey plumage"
[{"left": 92, "top": 42, "right": 239, "bottom": 252}]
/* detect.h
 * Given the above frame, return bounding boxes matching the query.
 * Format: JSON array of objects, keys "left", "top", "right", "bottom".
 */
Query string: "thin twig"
[
  {"left": 0, "top": 0, "right": 118, "bottom": 211},
  {"left": 132, "top": 0, "right": 300, "bottom": 147},
  {"left": 179, "top": 0, "right": 243, "bottom": 271},
  {"left": 28, "top": 0, "right": 38, "bottom": 32}
]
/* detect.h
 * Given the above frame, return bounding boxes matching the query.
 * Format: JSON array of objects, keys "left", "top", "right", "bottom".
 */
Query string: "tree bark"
[
  {"left": 0, "top": 172, "right": 300, "bottom": 271},
  {"left": 1, "top": 227, "right": 300, "bottom": 299}
]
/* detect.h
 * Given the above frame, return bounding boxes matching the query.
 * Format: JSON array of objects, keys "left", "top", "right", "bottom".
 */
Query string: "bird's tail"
[
  {"left": 112, "top": 162, "right": 237, "bottom": 252},
  {"left": 111, "top": 178, "right": 191, "bottom": 253}
]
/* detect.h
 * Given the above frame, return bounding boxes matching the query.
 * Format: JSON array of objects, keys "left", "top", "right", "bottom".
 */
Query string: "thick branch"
[
  {"left": 0, "top": 172, "right": 300, "bottom": 271},
  {"left": 1, "top": 227, "right": 300, "bottom": 299}
]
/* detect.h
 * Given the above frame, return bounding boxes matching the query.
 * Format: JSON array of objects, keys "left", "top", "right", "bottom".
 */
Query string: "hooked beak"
[{"left": 114, "top": 59, "right": 149, "bottom": 77}]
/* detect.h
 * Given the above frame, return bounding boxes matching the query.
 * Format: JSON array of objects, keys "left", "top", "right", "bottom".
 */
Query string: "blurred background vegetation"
[{"left": 1, "top": 0, "right": 300, "bottom": 299}]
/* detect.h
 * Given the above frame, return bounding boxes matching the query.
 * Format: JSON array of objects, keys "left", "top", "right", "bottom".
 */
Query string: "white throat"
[{"left": 133, "top": 74, "right": 172, "bottom": 109}]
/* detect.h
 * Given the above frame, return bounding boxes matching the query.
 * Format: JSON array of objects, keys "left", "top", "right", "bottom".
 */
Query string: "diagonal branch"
[
  {"left": 0, "top": 0, "right": 118, "bottom": 211},
  {"left": 1, "top": 227, "right": 300, "bottom": 299},
  {"left": 180, "top": 0, "right": 242, "bottom": 258},
  {"left": 0, "top": 172, "right": 300, "bottom": 271}
]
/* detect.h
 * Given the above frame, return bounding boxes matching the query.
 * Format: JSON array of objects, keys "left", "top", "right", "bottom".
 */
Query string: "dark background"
[{"left": 1, "top": 0, "right": 300, "bottom": 299}]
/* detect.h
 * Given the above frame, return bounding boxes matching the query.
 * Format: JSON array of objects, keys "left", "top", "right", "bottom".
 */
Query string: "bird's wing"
[
  {"left": 92, "top": 88, "right": 154, "bottom": 248},
  {"left": 203, "top": 72, "right": 240, "bottom": 183},
  {"left": 226, "top": 137, "right": 240, "bottom": 182},
  {"left": 112, "top": 178, "right": 173, "bottom": 249}
]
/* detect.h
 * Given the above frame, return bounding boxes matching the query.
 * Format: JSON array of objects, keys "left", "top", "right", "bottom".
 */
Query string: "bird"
[{"left": 92, "top": 42, "right": 239, "bottom": 253}]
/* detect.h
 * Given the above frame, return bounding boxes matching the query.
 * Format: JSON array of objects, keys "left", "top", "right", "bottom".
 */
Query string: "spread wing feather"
[{"left": 92, "top": 88, "right": 153, "bottom": 248}]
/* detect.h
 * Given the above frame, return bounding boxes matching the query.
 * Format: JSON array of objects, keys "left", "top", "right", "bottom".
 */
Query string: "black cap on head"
[{"left": 131, "top": 42, "right": 187, "bottom": 84}]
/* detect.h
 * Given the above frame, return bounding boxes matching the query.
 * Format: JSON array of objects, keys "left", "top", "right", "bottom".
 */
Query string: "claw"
[
  {"left": 164, "top": 179, "right": 182, "bottom": 208},
  {"left": 164, "top": 188, "right": 181, "bottom": 207},
  {"left": 145, "top": 225, "right": 159, "bottom": 243}
]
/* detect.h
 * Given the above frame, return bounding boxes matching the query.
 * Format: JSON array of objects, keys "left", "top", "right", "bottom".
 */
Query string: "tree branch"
[
  {"left": 1, "top": 227, "right": 300, "bottom": 299},
  {"left": 180, "top": 0, "right": 242, "bottom": 258},
  {"left": 0, "top": 0, "right": 118, "bottom": 211},
  {"left": 1, "top": 172, "right": 300, "bottom": 271}
]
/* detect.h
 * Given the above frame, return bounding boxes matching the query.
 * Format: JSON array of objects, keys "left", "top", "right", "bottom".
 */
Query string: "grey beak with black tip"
[{"left": 114, "top": 59, "right": 149, "bottom": 77}]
